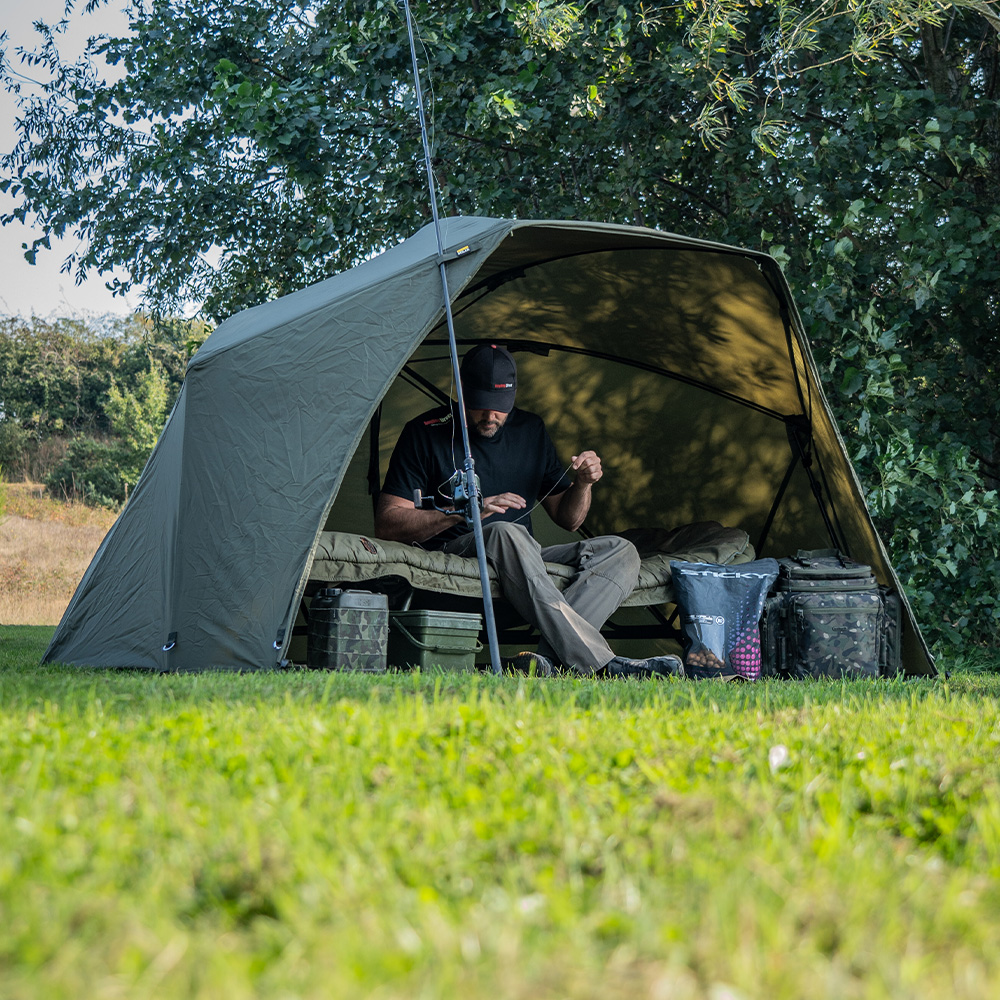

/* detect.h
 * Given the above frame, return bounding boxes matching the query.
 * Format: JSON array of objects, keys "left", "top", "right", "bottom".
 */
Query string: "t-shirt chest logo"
[{"left": 422, "top": 413, "right": 453, "bottom": 427}]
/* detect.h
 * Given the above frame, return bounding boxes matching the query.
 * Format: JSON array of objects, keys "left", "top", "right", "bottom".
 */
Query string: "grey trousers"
[{"left": 441, "top": 522, "right": 641, "bottom": 672}]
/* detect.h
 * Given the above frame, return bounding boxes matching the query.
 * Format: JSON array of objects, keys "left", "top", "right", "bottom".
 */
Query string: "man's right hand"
[{"left": 482, "top": 492, "right": 527, "bottom": 518}]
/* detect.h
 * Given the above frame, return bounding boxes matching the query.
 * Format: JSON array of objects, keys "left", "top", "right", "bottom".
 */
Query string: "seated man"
[{"left": 374, "top": 343, "right": 684, "bottom": 679}]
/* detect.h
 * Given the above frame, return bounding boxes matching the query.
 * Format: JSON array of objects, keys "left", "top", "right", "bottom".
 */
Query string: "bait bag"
[{"left": 670, "top": 558, "right": 780, "bottom": 680}]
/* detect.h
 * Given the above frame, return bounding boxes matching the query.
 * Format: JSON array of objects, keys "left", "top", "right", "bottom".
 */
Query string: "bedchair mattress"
[{"left": 309, "top": 521, "right": 755, "bottom": 607}]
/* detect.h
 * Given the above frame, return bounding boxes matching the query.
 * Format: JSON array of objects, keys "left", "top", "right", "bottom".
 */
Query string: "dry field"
[{"left": 0, "top": 482, "right": 116, "bottom": 625}]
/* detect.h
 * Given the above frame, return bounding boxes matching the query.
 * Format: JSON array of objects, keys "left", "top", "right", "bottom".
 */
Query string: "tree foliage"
[
  {"left": 4, "top": 1, "right": 994, "bottom": 317},
  {"left": 2, "top": 0, "right": 999, "bottom": 650}
]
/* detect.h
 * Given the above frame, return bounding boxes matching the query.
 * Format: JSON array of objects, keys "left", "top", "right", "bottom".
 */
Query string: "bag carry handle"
[{"left": 793, "top": 547, "right": 850, "bottom": 568}]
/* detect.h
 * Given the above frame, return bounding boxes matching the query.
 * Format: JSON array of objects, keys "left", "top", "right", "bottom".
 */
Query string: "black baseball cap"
[{"left": 460, "top": 343, "right": 517, "bottom": 413}]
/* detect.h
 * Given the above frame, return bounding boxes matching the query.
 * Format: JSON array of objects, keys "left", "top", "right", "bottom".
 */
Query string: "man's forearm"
[
  {"left": 553, "top": 481, "right": 592, "bottom": 532},
  {"left": 374, "top": 501, "right": 457, "bottom": 543}
]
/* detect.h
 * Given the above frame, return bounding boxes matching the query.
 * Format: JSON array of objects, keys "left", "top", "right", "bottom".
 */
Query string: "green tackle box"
[{"left": 388, "top": 610, "right": 483, "bottom": 672}]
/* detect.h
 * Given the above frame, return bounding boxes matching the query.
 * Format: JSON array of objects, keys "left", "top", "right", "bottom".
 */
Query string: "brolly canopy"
[{"left": 44, "top": 217, "right": 933, "bottom": 675}]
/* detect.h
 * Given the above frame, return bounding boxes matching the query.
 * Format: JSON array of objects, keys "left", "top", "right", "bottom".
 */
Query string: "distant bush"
[
  {"left": 45, "top": 362, "right": 168, "bottom": 508},
  {"left": 45, "top": 437, "right": 129, "bottom": 508},
  {"left": 0, "top": 421, "right": 31, "bottom": 480},
  {"left": 0, "top": 313, "right": 205, "bottom": 487}
]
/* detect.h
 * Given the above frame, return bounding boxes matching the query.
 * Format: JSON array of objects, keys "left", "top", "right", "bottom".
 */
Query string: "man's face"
[{"left": 467, "top": 408, "right": 509, "bottom": 439}]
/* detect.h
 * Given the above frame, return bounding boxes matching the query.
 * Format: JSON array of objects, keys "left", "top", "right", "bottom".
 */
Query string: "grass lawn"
[{"left": 2, "top": 623, "right": 1000, "bottom": 999}]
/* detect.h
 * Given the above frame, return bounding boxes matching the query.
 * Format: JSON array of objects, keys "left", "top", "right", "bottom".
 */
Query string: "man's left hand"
[{"left": 571, "top": 450, "right": 602, "bottom": 486}]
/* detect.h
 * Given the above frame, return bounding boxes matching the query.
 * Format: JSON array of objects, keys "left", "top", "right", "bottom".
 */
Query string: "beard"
[{"left": 471, "top": 415, "right": 505, "bottom": 438}]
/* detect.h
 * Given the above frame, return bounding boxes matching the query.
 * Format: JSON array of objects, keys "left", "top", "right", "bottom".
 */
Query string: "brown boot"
[{"left": 506, "top": 651, "right": 555, "bottom": 677}]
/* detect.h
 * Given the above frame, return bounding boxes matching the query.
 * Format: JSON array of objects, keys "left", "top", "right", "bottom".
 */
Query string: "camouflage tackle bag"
[{"left": 760, "top": 549, "right": 902, "bottom": 679}]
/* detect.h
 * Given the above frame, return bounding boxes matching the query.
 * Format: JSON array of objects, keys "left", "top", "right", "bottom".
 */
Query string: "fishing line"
[
  {"left": 504, "top": 459, "right": 578, "bottom": 527},
  {"left": 412, "top": 20, "right": 438, "bottom": 174},
  {"left": 439, "top": 449, "right": 578, "bottom": 527}
]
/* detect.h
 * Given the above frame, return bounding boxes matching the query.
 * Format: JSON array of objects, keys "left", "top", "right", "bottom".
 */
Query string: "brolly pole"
[{"left": 401, "top": 0, "right": 503, "bottom": 676}]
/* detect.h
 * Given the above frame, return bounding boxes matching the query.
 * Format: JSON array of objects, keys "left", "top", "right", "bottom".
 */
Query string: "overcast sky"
[{"left": 1, "top": 0, "right": 140, "bottom": 319}]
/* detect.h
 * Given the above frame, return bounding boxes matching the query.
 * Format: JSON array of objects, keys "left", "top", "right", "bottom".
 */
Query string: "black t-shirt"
[{"left": 381, "top": 405, "right": 573, "bottom": 547}]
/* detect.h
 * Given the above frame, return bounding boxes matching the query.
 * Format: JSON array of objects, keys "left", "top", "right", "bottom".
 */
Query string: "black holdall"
[{"left": 760, "top": 549, "right": 903, "bottom": 680}]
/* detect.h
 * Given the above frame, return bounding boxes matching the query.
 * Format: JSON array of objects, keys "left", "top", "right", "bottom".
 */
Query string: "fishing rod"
[{"left": 400, "top": 0, "right": 504, "bottom": 676}]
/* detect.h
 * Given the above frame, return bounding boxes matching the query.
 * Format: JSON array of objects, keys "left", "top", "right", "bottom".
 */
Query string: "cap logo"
[{"left": 494, "top": 382, "right": 514, "bottom": 389}]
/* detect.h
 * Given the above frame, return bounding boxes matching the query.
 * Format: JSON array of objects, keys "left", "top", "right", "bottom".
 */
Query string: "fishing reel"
[{"left": 413, "top": 470, "right": 483, "bottom": 523}]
